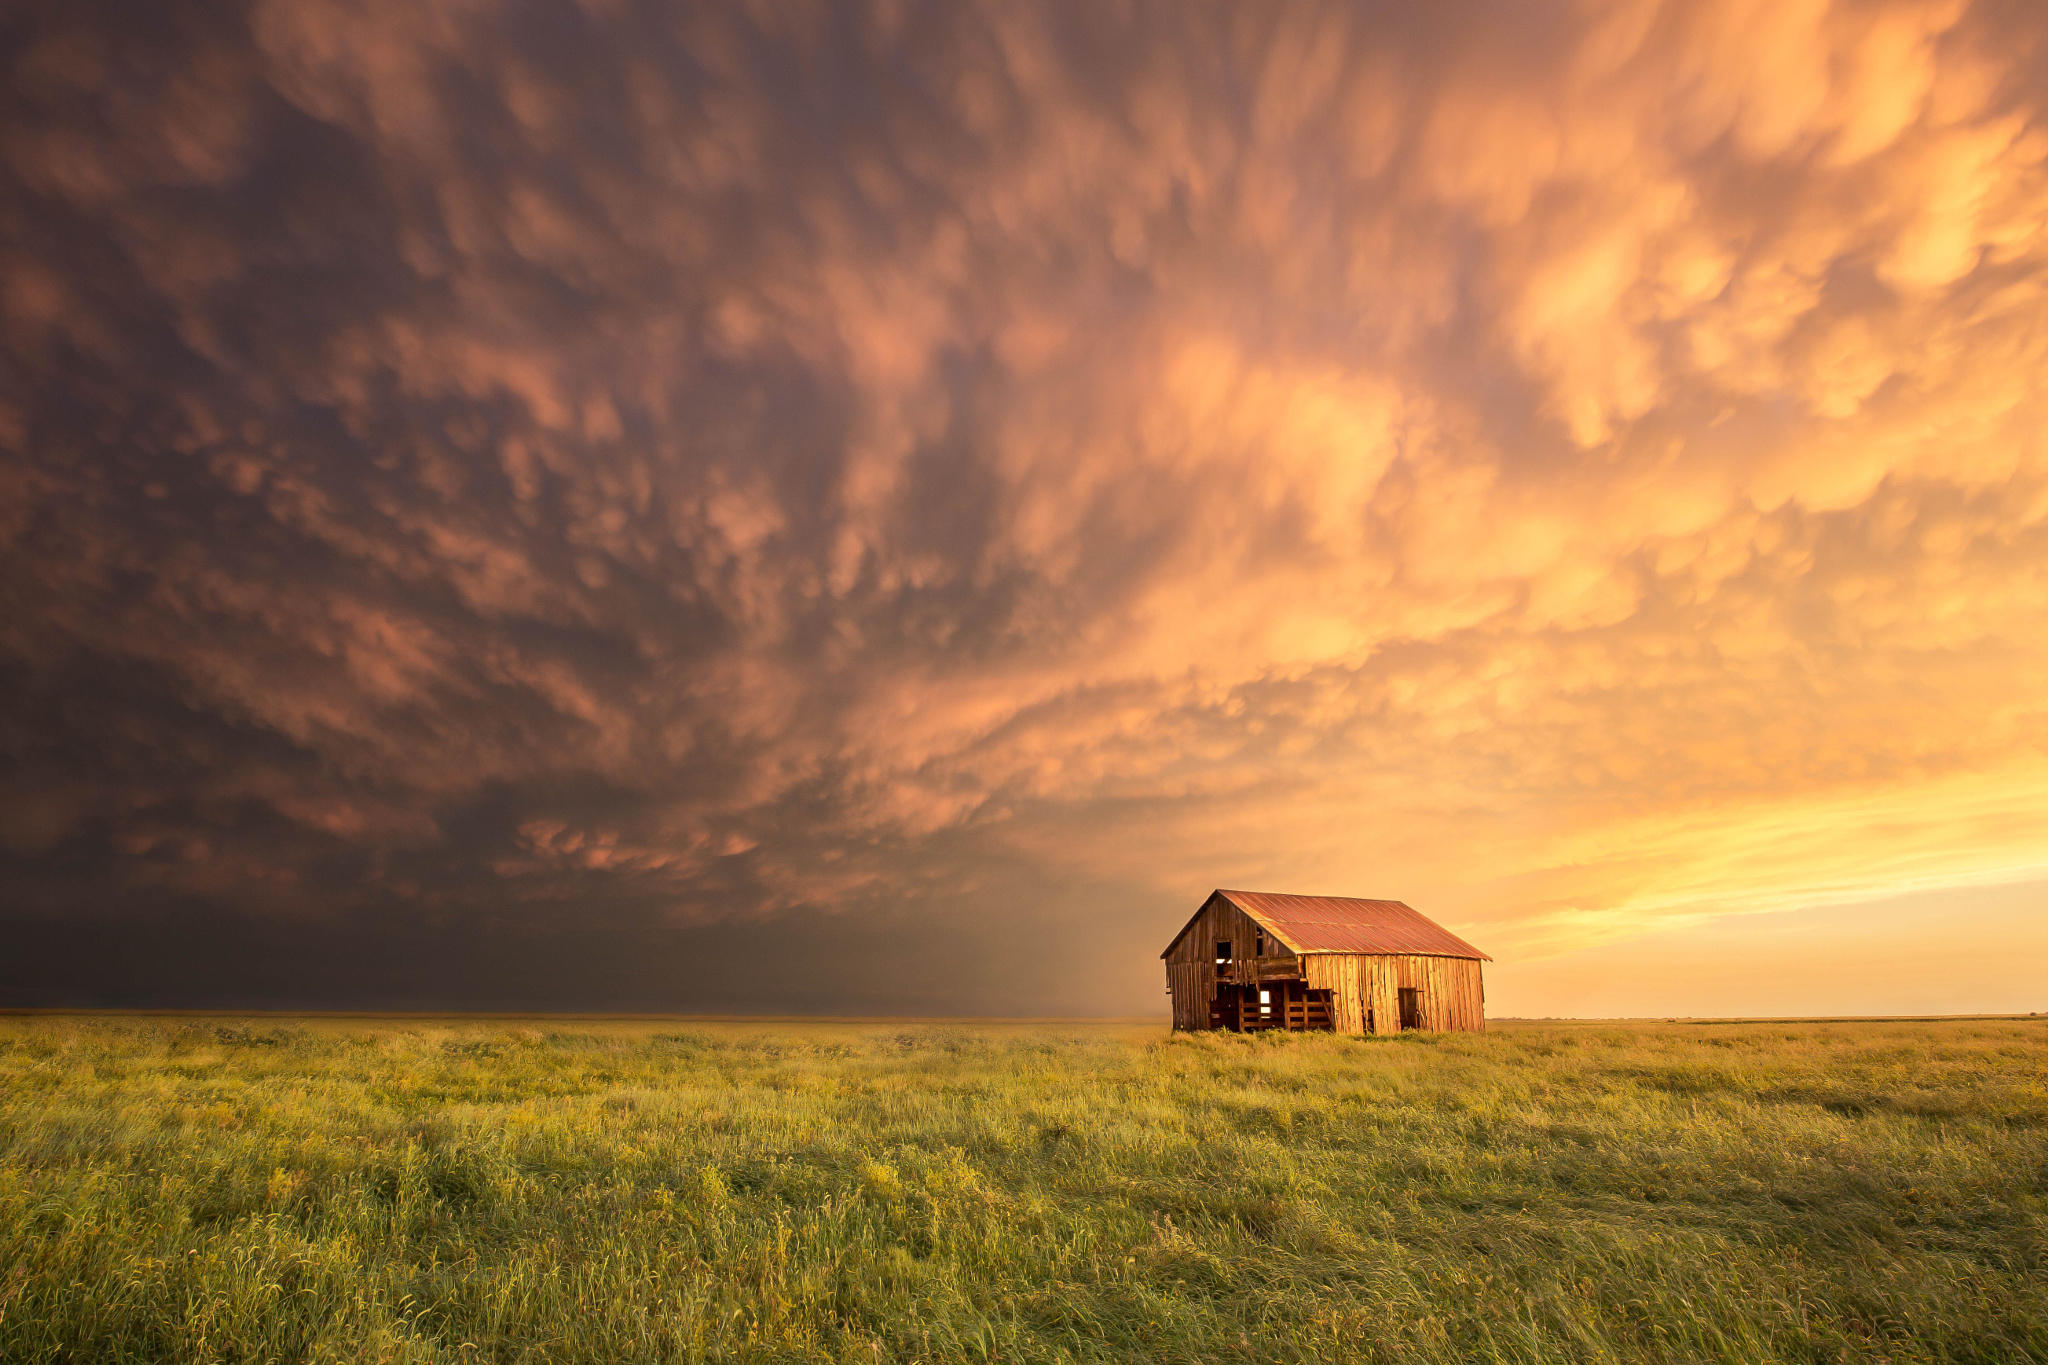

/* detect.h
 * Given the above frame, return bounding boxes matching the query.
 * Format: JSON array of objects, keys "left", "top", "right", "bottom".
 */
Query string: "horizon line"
[{"left": 1, "top": 1009, "right": 2040, "bottom": 1025}]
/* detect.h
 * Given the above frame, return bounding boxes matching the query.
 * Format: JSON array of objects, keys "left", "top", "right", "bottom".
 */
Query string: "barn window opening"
[
  {"left": 1254, "top": 931, "right": 1266, "bottom": 957},
  {"left": 1259, "top": 988, "right": 1272, "bottom": 1019},
  {"left": 1214, "top": 940, "right": 1233, "bottom": 967}
]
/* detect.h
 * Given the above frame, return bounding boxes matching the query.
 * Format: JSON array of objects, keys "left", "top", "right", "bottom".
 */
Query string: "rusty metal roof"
[{"left": 1206, "top": 889, "right": 1490, "bottom": 960}]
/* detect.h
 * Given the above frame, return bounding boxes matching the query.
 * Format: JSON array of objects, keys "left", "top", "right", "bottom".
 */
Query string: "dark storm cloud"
[{"left": 3, "top": 0, "right": 2047, "bottom": 1012}]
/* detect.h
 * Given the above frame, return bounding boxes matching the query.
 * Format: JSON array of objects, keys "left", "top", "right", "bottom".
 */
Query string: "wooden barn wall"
[
  {"left": 1305, "top": 954, "right": 1487, "bottom": 1034},
  {"left": 1162, "top": 894, "right": 1272, "bottom": 1031},
  {"left": 1302, "top": 956, "right": 1366, "bottom": 1034}
]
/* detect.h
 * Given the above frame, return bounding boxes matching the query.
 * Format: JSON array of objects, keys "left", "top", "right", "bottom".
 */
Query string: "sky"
[{"left": 3, "top": 0, "right": 2046, "bottom": 1017}]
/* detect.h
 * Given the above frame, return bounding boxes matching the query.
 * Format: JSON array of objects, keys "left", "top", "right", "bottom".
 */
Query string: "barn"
[{"left": 1162, "top": 889, "right": 1490, "bottom": 1034}]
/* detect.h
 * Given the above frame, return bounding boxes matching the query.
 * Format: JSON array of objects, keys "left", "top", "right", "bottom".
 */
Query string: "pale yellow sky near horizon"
[{"left": 1484, "top": 876, "right": 2048, "bottom": 1018}]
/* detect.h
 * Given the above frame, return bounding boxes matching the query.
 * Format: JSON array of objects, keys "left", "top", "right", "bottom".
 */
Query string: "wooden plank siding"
[
  {"left": 1170, "top": 922, "right": 1485, "bottom": 1034},
  {"left": 1302, "top": 955, "right": 1365, "bottom": 1033},
  {"left": 1274, "top": 953, "right": 1486, "bottom": 1034}
]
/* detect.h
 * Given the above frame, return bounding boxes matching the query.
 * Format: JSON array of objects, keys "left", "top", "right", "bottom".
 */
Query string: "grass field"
[{"left": 1, "top": 1016, "right": 2044, "bottom": 1364}]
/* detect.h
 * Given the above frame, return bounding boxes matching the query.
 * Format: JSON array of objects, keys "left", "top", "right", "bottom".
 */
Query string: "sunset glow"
[{"left": 3, "top": 0, "right": 2045, "bottom": 1014}]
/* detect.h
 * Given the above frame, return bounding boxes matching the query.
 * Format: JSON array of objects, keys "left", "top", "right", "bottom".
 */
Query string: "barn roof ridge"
[{"left": 1160, "top": 888, "right": 1491, "bottom": 961}]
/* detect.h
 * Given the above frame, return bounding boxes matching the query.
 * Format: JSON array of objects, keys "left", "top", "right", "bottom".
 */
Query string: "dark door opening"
[{"left": 1397, "top": 987, "right": 1421, "bottom": 1030}]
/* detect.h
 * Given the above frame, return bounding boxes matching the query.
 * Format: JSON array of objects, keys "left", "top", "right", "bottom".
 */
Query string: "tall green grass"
[{"left": 1, "top": 1016, "right": 2042, "bottom": 1363}]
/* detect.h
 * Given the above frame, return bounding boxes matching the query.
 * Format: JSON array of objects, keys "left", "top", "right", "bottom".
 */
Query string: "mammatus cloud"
[{"left": 2, "top": 0, "right": 2045, "bottom": 1011}]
